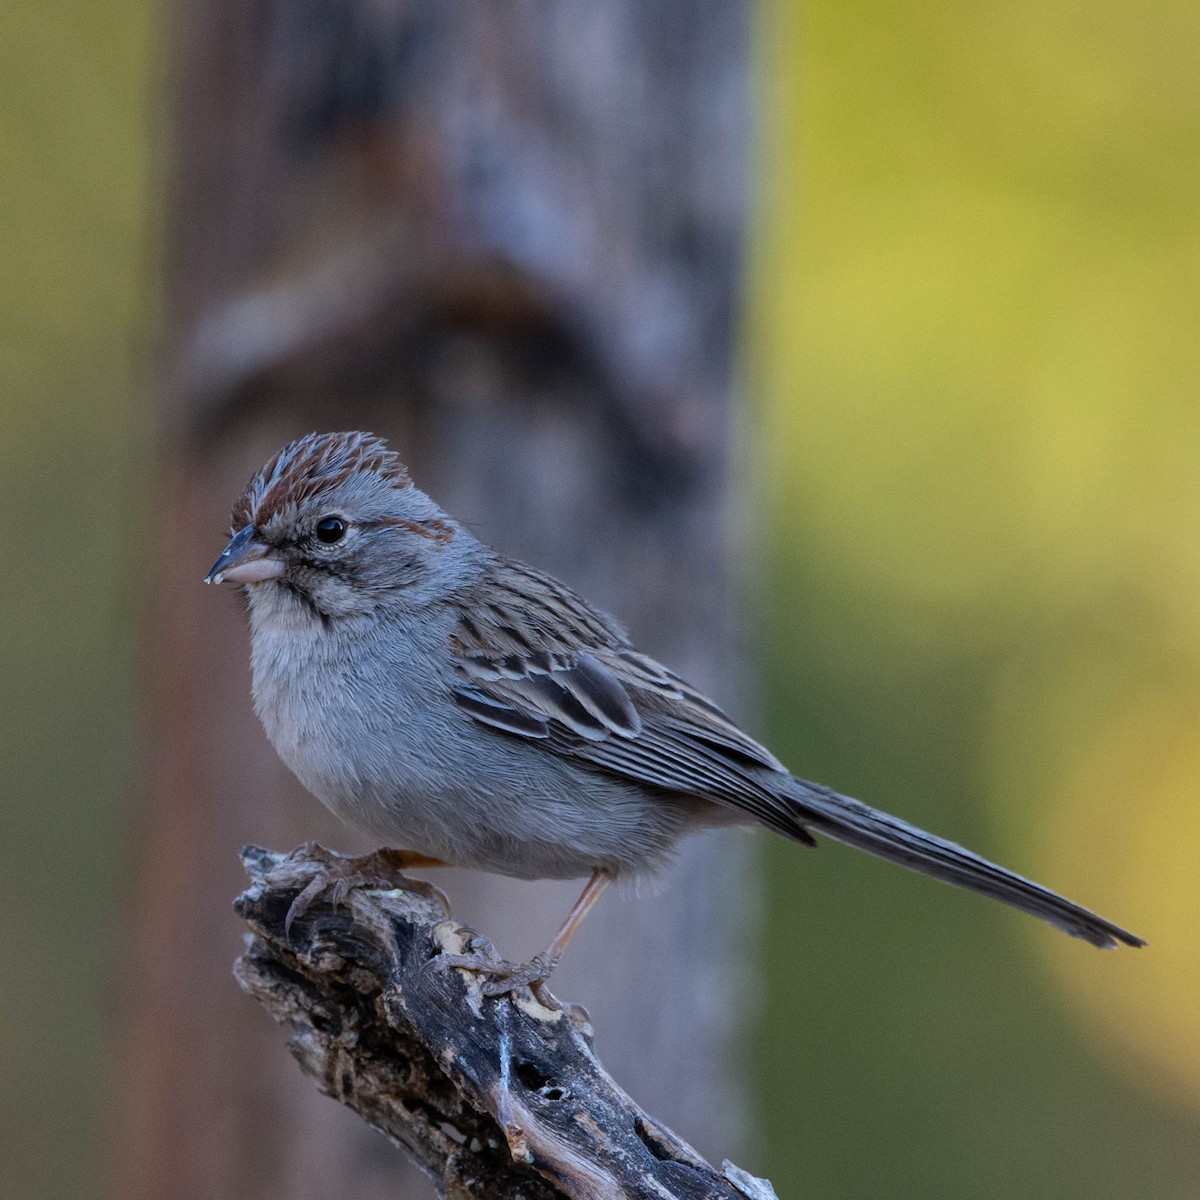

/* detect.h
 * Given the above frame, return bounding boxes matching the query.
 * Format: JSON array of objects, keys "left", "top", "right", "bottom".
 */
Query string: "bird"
[{"left": 205, "top": 430, "right": 1143, "bottom": 997}]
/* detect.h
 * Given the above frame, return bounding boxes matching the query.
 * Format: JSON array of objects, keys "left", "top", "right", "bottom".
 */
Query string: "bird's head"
[{"left": 205, "top": 431, "right": 465, "bottom": 620}]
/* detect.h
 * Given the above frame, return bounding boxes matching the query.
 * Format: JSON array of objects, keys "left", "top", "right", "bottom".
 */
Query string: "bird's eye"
[{"left": 315, "top": 517, "right": 347, "bottom": 544}]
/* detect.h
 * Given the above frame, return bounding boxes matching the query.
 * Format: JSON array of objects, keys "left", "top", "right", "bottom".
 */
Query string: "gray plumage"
[{"left": 210, "top": 431, "right": 1143, "bottom": 952}]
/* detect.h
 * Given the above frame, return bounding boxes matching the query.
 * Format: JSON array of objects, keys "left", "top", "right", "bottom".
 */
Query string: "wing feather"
[{"left": 449, "top": 561, "right": 806, "bottom": 835}]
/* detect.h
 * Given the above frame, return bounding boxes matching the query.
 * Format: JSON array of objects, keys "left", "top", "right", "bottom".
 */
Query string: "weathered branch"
[{"left": 234, "top": 845, "right": 777, "bottom": 1200}]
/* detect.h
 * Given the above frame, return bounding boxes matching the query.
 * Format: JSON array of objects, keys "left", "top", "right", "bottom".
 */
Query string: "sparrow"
[{"left": 206, "top": 431, "right": 1143, "bottom": 996}]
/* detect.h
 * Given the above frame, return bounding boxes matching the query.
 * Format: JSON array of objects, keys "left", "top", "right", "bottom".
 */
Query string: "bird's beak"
[{"left": 204, "top": 525, "right": 285, "bottom": 585}]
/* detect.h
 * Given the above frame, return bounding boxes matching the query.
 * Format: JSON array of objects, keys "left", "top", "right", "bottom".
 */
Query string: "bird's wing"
[
  {"left": 447, "top": 558, "right": 1145, "bottom": 950},
  {"left": 448, "top": 560, "right": 815, "bottom": 842}
]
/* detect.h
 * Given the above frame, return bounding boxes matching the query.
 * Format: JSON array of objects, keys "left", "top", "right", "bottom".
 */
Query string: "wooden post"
[{"left": 111, "top": 4, "right": 756, "bottom": 1197}]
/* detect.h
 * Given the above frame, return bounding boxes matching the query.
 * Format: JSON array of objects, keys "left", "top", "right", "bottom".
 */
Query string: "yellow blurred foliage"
[
  {"left": 991, "top": 619, "right": 1200, "bottom": 1112},
  {"left": 750, "top": 0, "right": 1200, "bottom": 1121}
]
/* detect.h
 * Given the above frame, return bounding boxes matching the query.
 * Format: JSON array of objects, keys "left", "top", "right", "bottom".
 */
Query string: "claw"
[
  {"left": 416, "top": 869, "right": 610, "bottom": 1006},
  {"left": 284, "top": 872, "right": 332, "bottom": 937},
  {"left": 419, "top": 949, "right": 561, "bottom": 1003},
  {"left": 281, "top": 846, "right": 449, "bottom": 939},
  {"left": 418, "top": 951, "right": 487, "bottom": 984}
]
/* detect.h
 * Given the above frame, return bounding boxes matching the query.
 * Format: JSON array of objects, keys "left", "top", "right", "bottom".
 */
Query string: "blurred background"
[{"left": 3, "top": 0, "right": 1198, "bottom": 1197}]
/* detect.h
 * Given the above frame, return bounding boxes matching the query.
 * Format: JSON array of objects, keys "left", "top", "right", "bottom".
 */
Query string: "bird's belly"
[
  {"left": 342, "top": 741, "right": 662, "bottom": 877},
  {"left": 302, "top": 716, "right": 693, "bottom": 881},
  {"left": 250, "top": 626, "right": 697, "bottom": 881}
]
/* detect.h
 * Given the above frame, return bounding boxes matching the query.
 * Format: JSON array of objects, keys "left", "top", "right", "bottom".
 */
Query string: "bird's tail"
[{"left": 782, "top": 776, "right": 1144, "bottom": 949}]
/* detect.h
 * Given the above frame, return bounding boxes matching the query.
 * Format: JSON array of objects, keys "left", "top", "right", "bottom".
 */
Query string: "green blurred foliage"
[
  {"left": 0, "top": 1, "right": 152, "bottom": 1196},
  {"left": 749, "top": 0, "right": 1200, "bottom": 1195}
]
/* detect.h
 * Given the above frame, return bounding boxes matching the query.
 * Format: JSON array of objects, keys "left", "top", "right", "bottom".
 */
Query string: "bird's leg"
[
  {"left": 284, "top": 842, "right": 449, "bottom": 936},
  {"left": 421, "top": 868, "right": 612, "bottom": 1003}
]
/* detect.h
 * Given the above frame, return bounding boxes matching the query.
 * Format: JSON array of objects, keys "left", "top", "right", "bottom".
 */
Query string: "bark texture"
[
  {"left": 113, "top": 4, "right": 756, "bottom": 1198},
  {"left": 234, "top": 845, "right": 777, "bottom": 1200}
]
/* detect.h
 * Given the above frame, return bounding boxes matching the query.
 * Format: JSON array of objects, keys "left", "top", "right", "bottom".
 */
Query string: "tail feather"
[{"left": 784, "top": 777, "right": 1145, "bottom": 950}]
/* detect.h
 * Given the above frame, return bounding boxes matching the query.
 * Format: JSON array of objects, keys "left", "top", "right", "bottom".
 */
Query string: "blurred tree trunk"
[{"left": 110, "top": 3, "right": 756, "bottom": 1197}]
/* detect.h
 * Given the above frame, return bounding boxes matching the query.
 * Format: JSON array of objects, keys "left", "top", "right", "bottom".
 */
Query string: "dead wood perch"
[{"left": 234, "top": 845, "right": 779, "bottom": 1200}]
